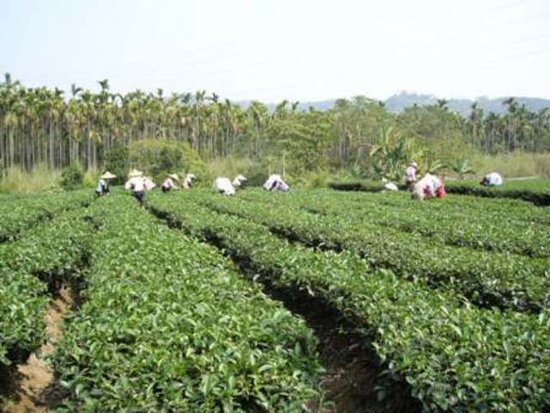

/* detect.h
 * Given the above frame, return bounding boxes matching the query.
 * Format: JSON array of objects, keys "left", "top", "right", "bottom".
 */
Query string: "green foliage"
[
  {"left": 446, "top": 158, "right": 476, "bottom": 179},
  {"left": 53, "top": 195, "right": 323, "bottom": 411},
  {"left": 473, "top": 151, "right": 550, "bottom": 178},
  {"left": 0, "top": 191, "right": 91, "bottom": 242},
  {"left": 398, "top": 105, "right": 476, "bottom": 163},
  {"left": 0, "top": 270, "right": 48, "bottom": 366},
  {"left": 446, "top": 179, "right": 550, "bottom": 205},
  {"left": 103, "top": 142, "right": 129, "bottom": 185},
  {"left": 294, "top": 169, "right": 330, "bottom": 188},
  {"left": 265, "top": 117, "right": 331, "bottom": 174},
  {"left": 0, "top": 193, "right": 93, "bottom": 382},
  {"left": 150, "top": 190, "right": 550, "bottom": 412},
  {"left": 129, "top": 139, "right": 185, "bottom": 182},
  {"left": 241, "top": 161, "right": 269, "bottom": 187},
  {"left": 2, "top": 74, "right": 550, "bottom": 182},
  {"left": 203, "top": 156, "right": 253, "bottom": 186},
  {"left": 179, "top": 143, "right": 208, "bottom": 182},
  {"left": 0, "top": 164, "right": 60, "bottom": 192},
  {"left": 196, "top": 190, "right": 550, "bottom": 311},
  {"left": 419, "top": 157, "right": 445, "bottom": 175},
  {"left": 61, "top": 162, "right": 84, "bottom": 190},
  {"left": 367, "top": 126, "right": 422, "bottom": 181}
]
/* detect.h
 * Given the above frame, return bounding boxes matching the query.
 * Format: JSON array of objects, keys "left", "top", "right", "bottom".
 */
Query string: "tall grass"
[
  {"left": 0, "top": 164, "right": 60, "bottom": 193},
  {"left": 83, "top": 167, "right": 100, "bottom": 188},
  {"left": 473, "top": 152, "right": 550, "bottom": 178},
  {"left": 205, "top": 156, "right": 254, "bottom": 180}
]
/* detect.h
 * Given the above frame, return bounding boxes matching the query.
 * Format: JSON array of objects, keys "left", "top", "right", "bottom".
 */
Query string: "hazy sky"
[{"left": 1, "top": 0, "right": 549, "bottom": 101}]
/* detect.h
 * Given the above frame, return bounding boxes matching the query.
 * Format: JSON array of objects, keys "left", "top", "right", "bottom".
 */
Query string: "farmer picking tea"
[
  {"left": 96, "top": 171, "right": 116, "bottom": 197},
  {"left": 125, "top": 169, "right": 148, "bottom": 207},
  {"left": 405, "top": 161, "right": 418, "bottom": 187},
  {"left": 480, "top": 172, "right": 503, "bottom": 187},
  {"left": 161, "top": 174, "right": 179, "bottom": 193},
  {"left": 182, "top": 173, "right": 196, "bottom": 189},
  {"left": 412, "top": 173, "right": 446, "bottom": 201},
  {"left": 263, "top": 174, "right": 290, "bottom": 192},
  {"left": 215, "top": 177, "right": 236, "bottom": 195}
]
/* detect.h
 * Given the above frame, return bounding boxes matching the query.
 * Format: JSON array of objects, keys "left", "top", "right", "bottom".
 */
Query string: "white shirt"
[
  {"left": 415, "top": 173, "right": 441, "bottom": 197},
  {"left": 143, "top": 178, "right": 156, "bottom": 191},
  {"left": 232, "top": 175, "right": 247, "bottom": 188},
  {"left": 384, "top": 182, "right": 399, "bottom": 191},
  {"left": 263, "top": 174, "right": 289, "bottom": 191},
  {"left": 97, "top": 179, "right": 106, "bottom": 192},
  {"left": 183, "top": 174, "right": 195, "bottom": 189},
  {"left": 215, "top": 177, "right": 235, "bottom": 195},
  {"left": 125, "top": 177, "right": 146, "bottom": 192},
  {"left": 485, "top": 172, "right": 503, "bottom": 186}
]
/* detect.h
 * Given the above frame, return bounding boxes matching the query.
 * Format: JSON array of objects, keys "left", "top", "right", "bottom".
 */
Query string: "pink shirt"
[
  {"left": 162, "top": 178, "right": 176, "bottom": 189},
  {"left": 405, "top": 166, "right": 417, "bottom": 181}
]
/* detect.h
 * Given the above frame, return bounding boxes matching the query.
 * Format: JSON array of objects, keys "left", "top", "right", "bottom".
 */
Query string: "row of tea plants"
[
  {"left": 239, "top": 189, "right": 550, "bottom": 258},
  {"left": 0, "top": 206, "right": 93, "bottom": 373},
  {"left": 52, "top": 195, "right": 323, "bottom": 411},
  {"left": 0, "top": 191, "right": 93, "bottom": 242},
  {"left": 149, "top": 193, "right": 550, "bottom": 412},
  {"left": 194, "top": 191, "right": 549, "bottom": 312}
]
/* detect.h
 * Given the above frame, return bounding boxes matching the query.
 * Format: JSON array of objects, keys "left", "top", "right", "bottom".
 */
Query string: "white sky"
[{"left": 1, "top": 0, "right": 549, "bottom": 101}]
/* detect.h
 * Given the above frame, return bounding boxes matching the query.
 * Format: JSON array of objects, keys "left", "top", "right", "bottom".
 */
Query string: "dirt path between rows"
[
  {"left": 263, "top": 283, "right": 421, "bottom": 413},
  {"left": 151, "top": 206, "right": 422, "bottom": 412},
  {"left": 7, "top": 287, "right": 73, "bottom": 413}
]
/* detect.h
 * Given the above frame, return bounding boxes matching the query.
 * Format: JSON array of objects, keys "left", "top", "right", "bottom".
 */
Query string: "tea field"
[{"left": 1, "top": 189, "right": 549, "bottom": 412}]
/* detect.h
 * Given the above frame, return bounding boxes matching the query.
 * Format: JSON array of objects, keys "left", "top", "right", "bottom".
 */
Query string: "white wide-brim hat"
[
  {"left": 101, "top": 171, "right": 117, "bottom": 179},
  {"left": 129, "top": 169, "right": 143, "bottom": 178},
  {"left": 168, "top": 174, "right": 179, "bottom": 180}
]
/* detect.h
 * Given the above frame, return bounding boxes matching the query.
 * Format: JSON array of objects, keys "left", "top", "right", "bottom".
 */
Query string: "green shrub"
[
  {"left": 129, "top": 139, "right": 189, "bottom": 182},
  {"left": 104, "top": 143, "right": 129, "bottom": 185},
  {"left": 61, "top": 163, "right": 84, "bottom": 190}
]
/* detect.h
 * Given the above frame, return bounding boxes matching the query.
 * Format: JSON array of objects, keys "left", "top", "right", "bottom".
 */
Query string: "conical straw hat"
[
  {"left": 129, "top": 169, "right": 143, "bottom": 177},
  {"left": 168, "top": 173, "right": 179, "bottom": 180},
  {"left": 101, "top": 171, "right": 117, "bottom": 179}
]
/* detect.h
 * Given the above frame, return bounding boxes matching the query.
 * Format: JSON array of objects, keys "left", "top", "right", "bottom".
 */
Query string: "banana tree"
[
  {"left": 368, "top": 126, "right": 422, "bottom": 181},
  {"left": 446, "top": 159, "right": 476, "bottom": 180}
]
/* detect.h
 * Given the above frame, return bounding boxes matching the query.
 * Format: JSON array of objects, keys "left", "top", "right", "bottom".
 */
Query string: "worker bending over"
[
  {"left": 412, "top": 173, "right": 446, "bottom": 201},
  {"left": 480, "top": 172, "right": 503, "bottom": 187},
  {"left": 125, "top": 169, "right": 148, "bottom": 207},
  {"left": 161, "top": 174, "right": 179, "bottom": 193},
  {"left": 263, "top": 174, "right": 290, "bottom": 192}
]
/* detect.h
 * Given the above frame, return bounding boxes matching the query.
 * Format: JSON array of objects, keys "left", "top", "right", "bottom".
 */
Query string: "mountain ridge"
[{"left": 237, "top": 92, "right": 550, "bottom": 116}]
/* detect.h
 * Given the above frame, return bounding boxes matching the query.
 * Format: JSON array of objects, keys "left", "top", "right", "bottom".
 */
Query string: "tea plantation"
[{"left": 1, "top": 188, "right": 549, "bottom": 412}]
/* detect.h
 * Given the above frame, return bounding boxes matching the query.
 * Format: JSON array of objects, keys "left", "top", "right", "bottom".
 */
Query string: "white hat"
[
  {"left": 168, "top": 173, "right": 179, "bottom": 180},
  {"left": 128, "top": 169, "right": 143, "bottom": 177},
  {"left": 410, "top": 162, "right": 418, "bottom": 168},
  {"left": 100, "top": 171, "right": 117, "bottom": 179}
]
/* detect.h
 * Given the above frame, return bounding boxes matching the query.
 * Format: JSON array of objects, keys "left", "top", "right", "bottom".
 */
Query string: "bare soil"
[
  {"left": 264, "top": 283, "right": 421, "bottom": 413},
  {"left": 5, "top": 287, "right": 73, "bottom": 413}
]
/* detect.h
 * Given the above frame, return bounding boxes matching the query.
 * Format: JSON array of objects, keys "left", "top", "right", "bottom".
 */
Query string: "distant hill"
[
  {"left": 384, "top": 92, "right": 550, "bottom": 116},
  {"left": 237, "top": 92, "right": 550, "bottom": 116},
  {"left": 236, "top": 99, "right": 337, "bottom": 112}
]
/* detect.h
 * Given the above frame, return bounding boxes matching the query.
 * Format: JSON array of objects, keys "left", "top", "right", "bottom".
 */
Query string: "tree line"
[{"left": 1, "top": 73, "right": 549, "bottom": 177}]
